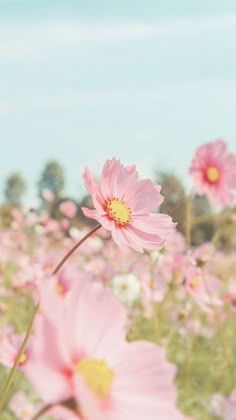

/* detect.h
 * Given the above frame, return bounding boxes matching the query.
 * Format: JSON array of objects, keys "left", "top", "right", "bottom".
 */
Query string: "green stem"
[
  {"left": 201, "top": 268, "right": 236, "bottom": 384},
  {"left": 154, "top": 283, "right": 175, "bottom": 344},
  {"left": 51, "top": 223, "right": 101, "bottom": 275},
  {"left": 0, "top": 223, "right": 101, "bottom": 411},
  {"left": 192, "top": 212, "right": 223, "bottom": 225},
  {"left": 185, "top": 193, "right": 193, "bottom": 248},
  {"left": 0, "top": 302, "right": 39, "bottom": 411}
]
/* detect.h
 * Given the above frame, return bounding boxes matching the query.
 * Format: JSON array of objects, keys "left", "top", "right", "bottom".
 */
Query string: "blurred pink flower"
[
  {"left": 25, "top": 278, "right": 183, "bottom": 419},
  {"left": 0, "top": 333, "right": 30, "bottom": 369},
  {"left": 184, "top": 265, "right": 222, "bottom": 313},
  {"left": 41, "top": 188, "right": 55, "bottom": 202},
  {"left": 223, "top": 388, "right": 236, "bottom": 420},
  {"left": 188, "top": 242, "right": 215, "bottom": 267},
  {"left": 59, "top": 200, "right": 78, "bottom": 218},
  {"left": 189, "top": 139, "right": 236, "bottom": 207},
  {"left": 61, "top": 218, "right": 70, "bottom": 231},
  {"left": 38, "top": 215, "right": 61, "bottom": 233},
  {"left": 82, "top": 158, "right": 176, "bottom": 252},
  {"left": 0, "top": 324, "right": 14, "bottom": 339},
  {"left": 11, "top": 208, "right": 24, "bottom": 226},
  {"left": 0, "top": 302, "right": 6, "bottom": 313}
]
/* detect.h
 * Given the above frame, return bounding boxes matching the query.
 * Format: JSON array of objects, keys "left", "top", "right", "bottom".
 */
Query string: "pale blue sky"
[{"left": 1, "top": 0, "right": 236, "bottom": 205}]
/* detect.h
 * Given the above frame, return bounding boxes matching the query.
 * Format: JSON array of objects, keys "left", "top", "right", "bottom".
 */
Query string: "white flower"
[
  {"left": 111, "top": 273, "right": 141, "bottom": 306},
  {"left": 205, "top": 393, "right": 225, "bottom": 417},
  {"left": 9, "top": 391, "right": 42, "bottom": 419},
  {"left": 149, "top": 250, "right": 161, "bottom": 263}
]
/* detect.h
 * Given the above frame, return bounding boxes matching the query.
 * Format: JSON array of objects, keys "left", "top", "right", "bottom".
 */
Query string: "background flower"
[{"left": 189, "top": 139, "right": 236, "bottom": 207}]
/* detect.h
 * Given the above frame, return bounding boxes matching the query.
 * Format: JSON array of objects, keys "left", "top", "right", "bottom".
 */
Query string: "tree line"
[{"left": 1, "top": 161, "right": 235, "bottom": 249}]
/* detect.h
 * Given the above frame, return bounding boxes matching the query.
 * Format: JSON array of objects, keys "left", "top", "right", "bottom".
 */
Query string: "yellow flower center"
[
  {"left": 21, "top": 409, "right": 30, "bottom": 418},
  {"left": 149, "top": 280, "right": 156, "bottom": 290},
  {"left": 56, "top": 282, "right": 65, "bottom": 295},
  {"left": 190, "top": 276, "right": 199, "bottom": 289},
  {"left": 18, "top": 351, "right": 27, "bottom": 366},
  {"left": 76, "top": 358, "right": 115, "bottom": 399},
  {"left": 107, "top": 197, "right": 131, "bottom": 225},
  {"left": 173, "top": 271, "right": 183, "bottom": 284},
  {"left": 43, "top": 263, "right": 53, "bottom": 272},
  {"left": 205, "top": 166, "right": 220, "bottom": 183},
  {"left": 121, "top": 282, "right": 129, "bottom": 290}
]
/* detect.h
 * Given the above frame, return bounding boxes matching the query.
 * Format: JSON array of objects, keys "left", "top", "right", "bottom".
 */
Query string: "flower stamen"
[
  {"left": 106, "top": 197, "right": 131, "bottom": 225},
  {"left": 190, "top": 276, "right": 199, "bottom": 289},
  {"left": 18, "top": 351, "right": 28, "bottom": 366},
  {"left": 205, "top": 166, "right": 220, "bottom": 183},
  {"left": 76, "top": 358, "right": 114, "bottom": 399}
]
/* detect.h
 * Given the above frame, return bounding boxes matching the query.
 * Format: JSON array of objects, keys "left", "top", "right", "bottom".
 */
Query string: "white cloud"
[
  {"left": 0, "top": 102, "right": 10, "bottom": 114},
  {"left": 0, "top": 21, "right": 155, "bottom": 58},
  {"left": 43, "top": 22, "right": 155, "bottom": 44},
  {"left": 0, "top": 39, "right": 32, "bottom": 57},
  {"left": 9, "top": 78, "right": 236, "bottom": 113},
  {"left": 0, "top": 15, "right": 236, "bottom": 58},
  {"left": 158, "top": 15, "right": 236, "bottom": 36}
]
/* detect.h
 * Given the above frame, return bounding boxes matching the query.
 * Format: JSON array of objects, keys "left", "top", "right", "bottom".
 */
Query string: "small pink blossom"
[
  {"left": 82, "top": 158, "right": 176, "bottom": 252},
  {"left": 184, "top": 265, "right": 222, "bottom": 313},
  {"left": 188, "top": 242, "right": 215, "bottom": 267},
  {"left": 59, "top": 200, "right": 78, "bottom": 218},
  {"left": 41, "top": 188, "right": 55, "bottom": 202},
  {"left": 223, "top": 388, "right": 236, "bottom": 420},
  {"left": 0, "top": 333, "right": 30, "bottom": 369},
  {"left": 189, "top": 139, "right": 236, "bottom": 207},
  {"left": 11, "top": 208, "right": 24, "bottom": 226},
  {"left": 61, "top": 218, "right": 70, "bottom": 231}
]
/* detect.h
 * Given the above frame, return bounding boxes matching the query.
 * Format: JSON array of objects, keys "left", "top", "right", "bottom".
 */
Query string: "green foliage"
[
  {"left": 155, "top": 171, "right": 216, "bottom": 246},
  {"left": 129, "top": 297, "right": 236, "bottom": 420},
  {"left": 38, "top": 160, "right": 65, "bottom": 201},
  {"left": 155, "top": 171, "right": 186, "bottom": 234},
  {"left": 4, "top": 173, "right": 26, "bottom": 206}
]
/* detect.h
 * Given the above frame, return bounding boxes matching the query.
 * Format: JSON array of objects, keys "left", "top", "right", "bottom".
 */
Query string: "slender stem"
[
  {"left": 154, "top": 283, "right": 175, "bottom": 344},
  {"left": 192, "top": 212, "right": 223, "bottom": 225},
  {"left": 0, "top": 223, "right": 101, "bottom": 411},
  {"left": 0, "top": 302, "right": 39, "bottom": 411},
  {"left": 183, "top": 334, "right": 195, "bottom": 388},
  {"left": 185, "top": 193, "right": 193, "bottom": 248},
  {"left": 201, "top": 268, "right": 236, "bottom": 384},
  {"left": 52, "top": 223, "right": 101, "bottom": 275},
  {"left": 32, "top": 398, "right": 79, "bottom": 420},
  {"left": 211, "top": 228, "right": 222, "bottom": 248},
  {"left": 32, "top": 402, "right": 55, "bottom": 420}
]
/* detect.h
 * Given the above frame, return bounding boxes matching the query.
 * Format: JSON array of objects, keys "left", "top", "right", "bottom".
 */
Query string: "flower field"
[{"left": 0, "top": 142, "right": 236, "bottom": 419}]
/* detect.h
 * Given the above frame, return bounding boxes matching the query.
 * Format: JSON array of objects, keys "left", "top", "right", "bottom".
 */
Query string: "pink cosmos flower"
[
  {"left": 24, "top": 277, "right": 183, "bottom": 419},
  {"left": 0, "top": 333, "right": 30, "bottom": 369},
  {"left": 223, "top": 388, "right": 236, "bottom": 420},
  {"left": 189, "top": 139, "right": 236, "bottom": 207},
  {"left": 11, "top": 208, "right": 24, "bottom": 226},
  {"left": 41, "top": 188, "right": 55, "bottom": 202},
  {"left": 59, "top": 200, "right": 78, "bottom": 218},
  {"left": 82, "top": 158, "right": 176, "bottom": 252},
  {"left": 0, "top": 302, "right": 6, "bottom": 313},
  {"left": 188, "top": 242, "right": 215, "bottom": 267},
  {"left": 184, "top": 265, "right": 222, "bottom": 313},
  {"left": 61, "top": 218, "right": 70, "bottom": 231}
]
